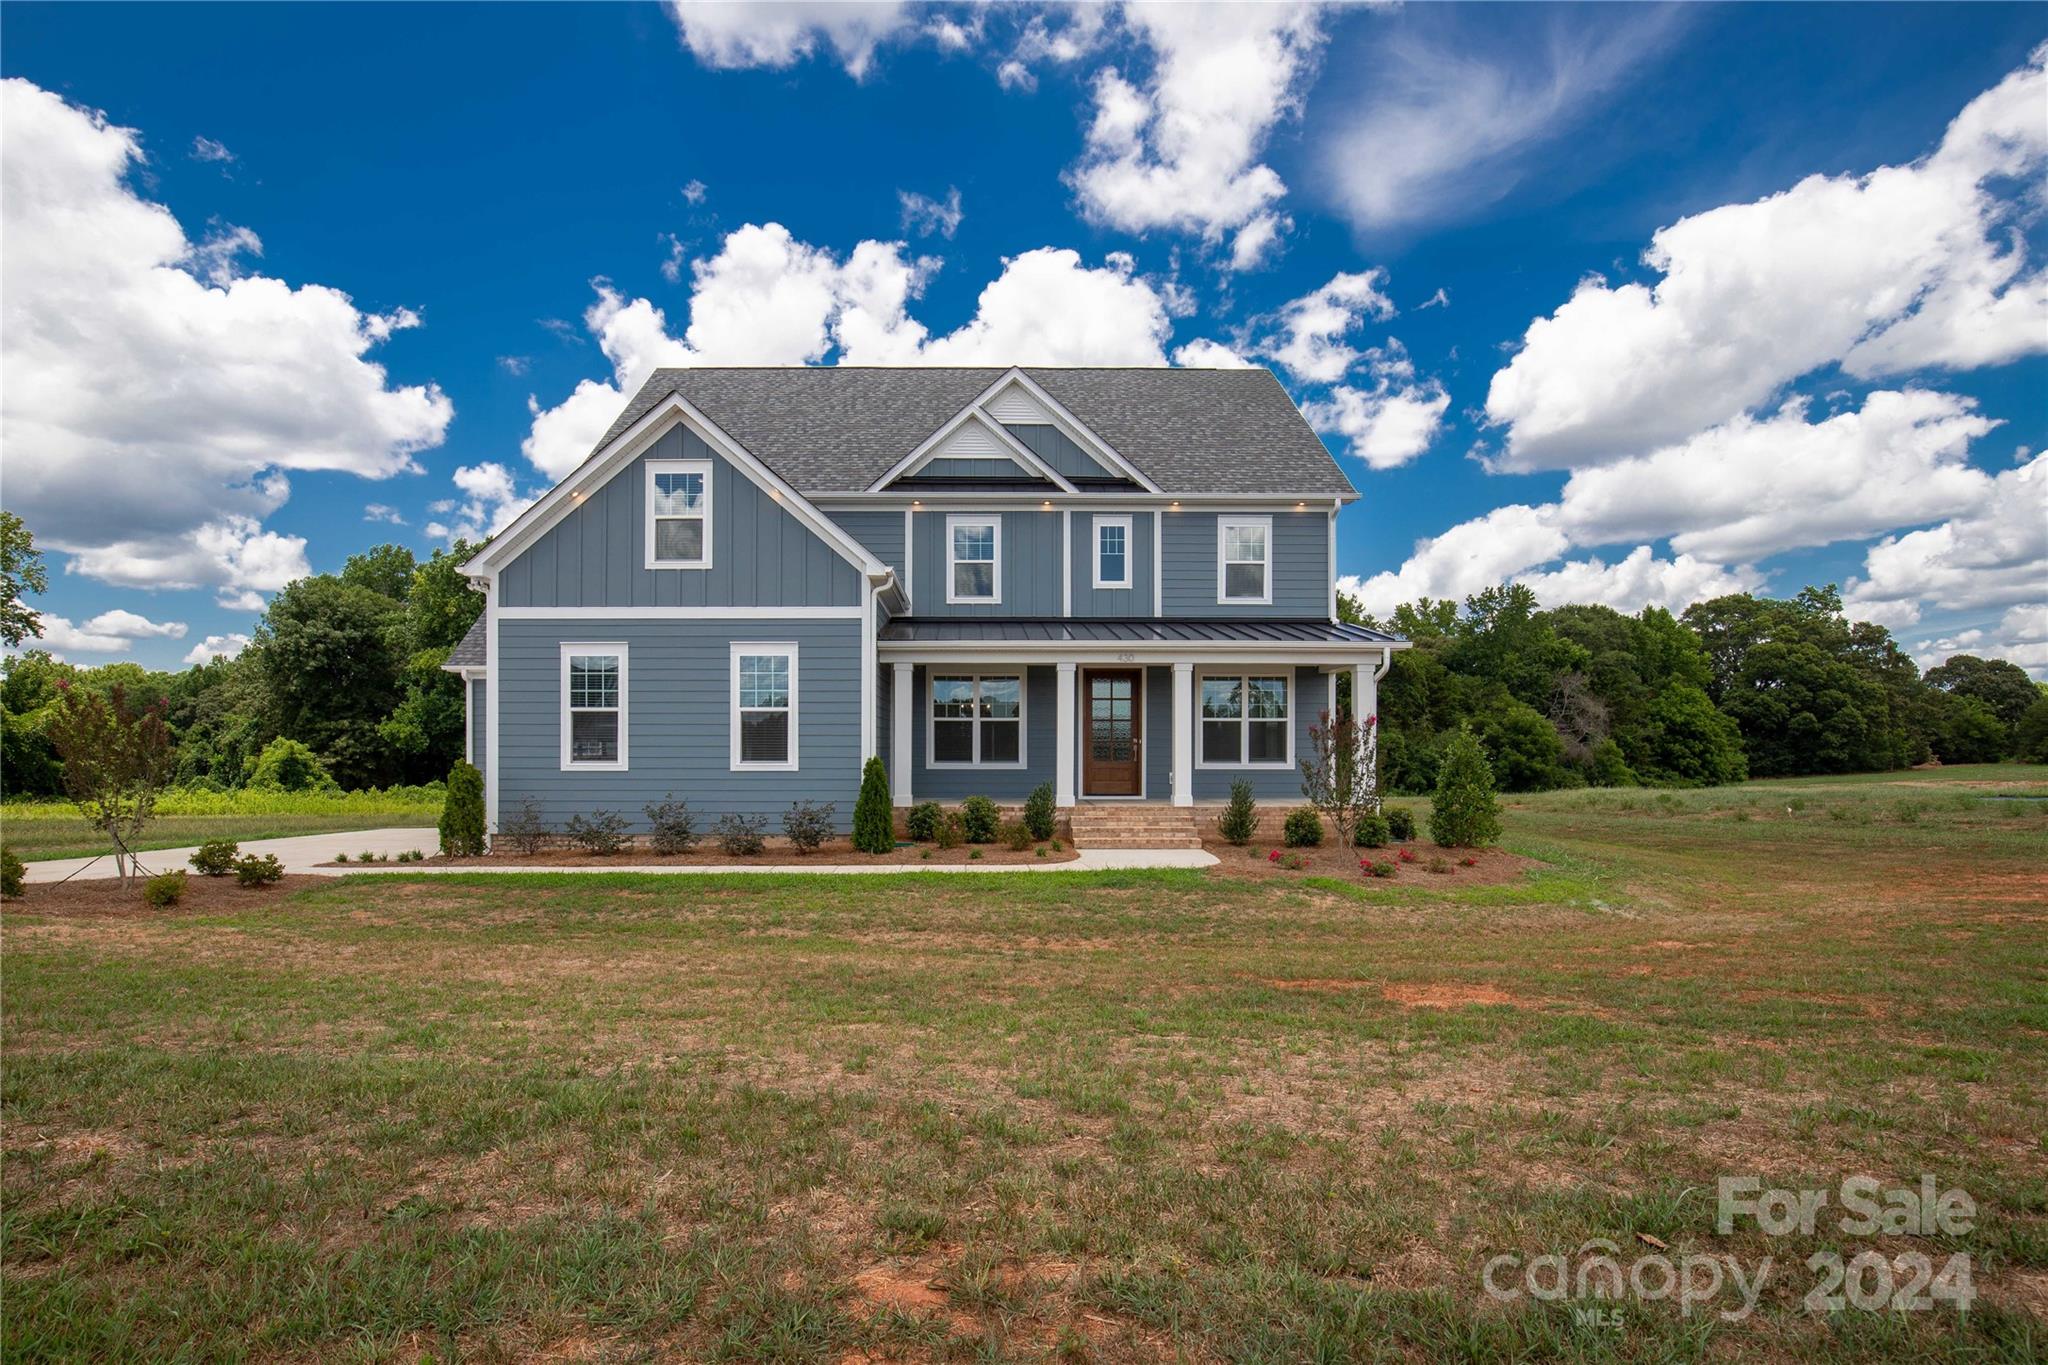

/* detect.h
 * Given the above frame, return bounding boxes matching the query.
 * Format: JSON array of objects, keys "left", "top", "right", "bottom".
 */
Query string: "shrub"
[
  {"left": 934, "top": 813, "right": 964, "bottom": 849},
  {"left": 499, "top": 798, "right": 550, "bottom": 856},
  {"left": 1361, "top": 858, "right": 1395, "bottom": 879},
  {"left": 246, "top": 737, "right": 335, "bottom": 792},
  {"left": 1217, "top": 779, "right": 1258, "bottom": 845},
  {"left": 438, "top": 760, "right": 486, "bottom": 857},
  {"left": 1353, "top": 812, "right": 1390, "bottom": 848},
  {"left": 714, "top": 813, "right": 768, "bottom": 857},
  {"left": 644, "top": 796, "right": 698, "bottom": 855},
  {"left": 1282, "top": 806, "right": 1323, "bottom": 848},
  {"left": 852, "top": 757, "right": 895, "bottom": 854},
  {"left": 1022, "top": 782, "right": 1057, "bottom": 841},
  {"left": 1383, "top": 806, "right": 1416, "bottom": 842},
  {"left": 1426, "top": 856, "right": 1451, "bottom": 875},
  {"left": 360, "top": 851, "right": 378, "bottom": 864},
  {"left": 783, "top": 800, "right": 835, "bottom": 854},
  {"left": 1587, "top": 739, "right": 1639, "bottom": 788},
  {"left": 190, "top": 839, "right": 240, "bottom": 877},
  {"left": 1, "top": 848, "right": 25, "bottom": 898},
  {"left": 999, "top": 820, "right": 1033, "bottom": 851},
  {"left": 564, "top": 810, "right": 631, "bottom": 856},
  {"left": 399, "top": 849, "right": 424, "bottom": 863},
  {"left": 905, "top": 801, "right": 943, "bottom": 842},
  {"left": 234, "top": 853, "right": 284, "bottom": 887},
  {"left": 960, "top": 796, "right": 1000, "bottom": 844},
  {"left": 1278, "top": 850, "right": 1306, "bottom": 870},
  {"left": 334, "top": 852, "right": 349, "bottom": 864},
  {"left": 144, "top": 870, "right": 188, "bottom": 907},
  {"left": 1430, "top": 727, "right": 1503, "bottom": 848},
  {"left": 968, "top": 848, "right": 983, "bottom": 861}
]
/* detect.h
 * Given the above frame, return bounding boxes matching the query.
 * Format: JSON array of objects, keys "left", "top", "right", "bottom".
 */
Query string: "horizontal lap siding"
[
  {"left": 499, "top": 424, "right": 860, "bottom": 609},
  {"left": 1067, "top": 511, "right": 1155, "bottom": 617},
  {"left": 1160, "top": 511, "right": 1329, "bottom": 618},
  {"left": 469, "top": 677, "right": 487, "bottom": 771},
  {"left": 909, "top": 509, "right": 1062, "bottom": 617},
  {"left": 496, "top": 618, "right": 864, "bottom": 829},
  {"left": 909, "top": 663, "right": 1056, "bottom": 801},
  {"left": 1189, "top": 667, "right": 1324, "bottom": 801}
]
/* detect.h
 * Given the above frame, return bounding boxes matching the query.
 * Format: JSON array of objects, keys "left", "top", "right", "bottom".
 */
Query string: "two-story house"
[{"left": 444, "top": 367, "right": 1404, "bottom": 834}]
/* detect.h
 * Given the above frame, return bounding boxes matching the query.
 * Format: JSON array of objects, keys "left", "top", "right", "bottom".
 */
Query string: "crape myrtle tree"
[{"left": 47, "top": 682, "right": 175, "bottom": 886}]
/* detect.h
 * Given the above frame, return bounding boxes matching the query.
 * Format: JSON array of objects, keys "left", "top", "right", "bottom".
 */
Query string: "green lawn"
[
  {"left": 3, "top": 791, "right": 441, "bottom": 861},
  {"left": 3, "top": 769, "right": 2044, "bottom": 1361}
]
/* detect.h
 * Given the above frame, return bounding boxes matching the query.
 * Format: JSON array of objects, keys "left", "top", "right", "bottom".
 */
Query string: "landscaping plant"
[
  {"left": 1217, "top": 779, "right": 1258, "bottom": 845},
  {"left": 783, "top": 800, "right": 835, "bottom": 854},
  {"left": 1282, "top": 806, "right": 1323, "bottom": 848},
  {"left": 1022, "top": 782, "right": 1057, "bottom": 841},
  {"left": 999, "top": 820, "right": 1032, "bottom": 852},
  {"left": 144, "top": 870, "right": 187, "bottom": 907},
  {"left": 960, "top": 796, "right": 1000, "bottom": 844},
  {"left": 499, "top": 798, "right": 550, "bottom": 856},
  {"left": 934, "top": 813, "right": 964, "bottom": 849},
  {"left": 233, "top": 853, "right": 284, "bottom": 886},
  {"left": 47, "top": 682, "right": 175, "bottom": 887},
  {"left": 438, "top": 760, "right": 486, "bottom": 856},
  {"left": 644, "top": 796, "right": 698, "bottom": 854},
  {"left": 851, "top": 757, "right": 895, "bottom": 854},
  {"left": 1383, "top": 806, "right": 1416, "bottom": 841},
  {"left": 1353, "top": 812, "right": 1390, "bottom": 848},
  {"left": 1430, "top": 727, "right": 1504, "bottom": 848},
  {"left": 564, "top": 810, "right": 631, "bottom": 856},
  {"left": 189, "top": 840, "right": 240, "bottom": 877},
  {"left": 1, "top": 848, "right": 24, "bottom": 898},
  {"left": 905, "top": 801, "right": 943, "bottom": 842},
  {"left": 713, "top": 813, "right": 767, "bottom": 857},
  {"left": 1298, "top": 708, "right": 1378, "bottom": 846}
]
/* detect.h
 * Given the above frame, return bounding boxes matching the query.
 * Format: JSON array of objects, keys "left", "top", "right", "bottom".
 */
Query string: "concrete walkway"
[{"left": 25, "top": 828, "right": 1215, "bottom": 881}]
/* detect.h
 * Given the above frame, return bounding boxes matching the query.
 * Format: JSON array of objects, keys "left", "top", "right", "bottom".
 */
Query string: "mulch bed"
[
  {"left": 363, "top": 838, "right": 1081, "bottom": 869},
  {"left": 1203, "top": 837, "right": 1540, "bottom": 886},
  {"left": 1, "top": 874, "right": 325, "bottom": 918}
]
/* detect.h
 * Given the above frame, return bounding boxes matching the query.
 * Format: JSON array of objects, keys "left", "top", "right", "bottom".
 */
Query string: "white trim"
[
  {"left": 644, "top": 457, "right": 712, "bottom": 570},
  {"left": 1054, "top": 662, "right": 1077, "bottom": 807},
  {"left": 485, "top": 578, "right": 498, "bottom": 832},
  {"left": 1092, "top": 514, "right": 1134, "bottom": 590},
  {"left": 860, "top": 585, "right": 877, "bottom": 762},
  {"left": 560, "top": 642, "right": 629, "bottom": 772},
  {"left": 903, "top": 506, "right": 915, "bottom": 614},
  {"left": 463, "top": 677, "right": 474, "bottom": 767},
  {"left": 944, "top": 513, "right": 1003, "bottom": 605},
  {"left": 730, "top": 642, "right": 799, "bottom": 772},
  {"left": 870, "top": 399, "right": 1079, "bottom": 493},
  {"left": 1061, "top": 510, "right": 1072, "bottom": 615},
  {"left": 1170, "top": 662, "right": 1193, "bottom": 807},
  {"left": 891, "top": 662, "right": 914, "bottom": 805},
  {"left": 1217, "top": 514, "right": 1274, "bottom": 607},
  {"left": 1193, "top": 668, "right": 1295, "bottom": 770},
  {"left": 924, "top": 670, "right": 1029, "bottom": 770},
  {"left": 880, "top": 641, "right": 1401, "bottom": 663},
  {"left": 467, "top": 394, "right": 887, "bottom": 581},
  {"left": 1153, "top": 510, "right": 1164, "bottom": 617},
  {"left": 499, "top": 605, "right": 862, "bottom": 620}
]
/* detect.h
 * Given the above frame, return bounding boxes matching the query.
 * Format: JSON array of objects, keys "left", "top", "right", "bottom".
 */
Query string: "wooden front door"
[{"left": 1083, "top": 669, "right": 1143, "bottom": 796}]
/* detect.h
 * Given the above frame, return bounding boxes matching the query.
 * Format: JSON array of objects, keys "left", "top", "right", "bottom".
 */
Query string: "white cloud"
[
  {"left": 1304, "top": 357, "right": 1450, "bottom": 470},
  {"left": 1511, "top": 548, "right": 1765, "bottom": 616},
  {"left": 521, "top": 228, "right": 1173, "bottom": 480},
  {"left": 665, "top": 0, "right": 916, "bottom": 79},
  {"left": 1260, "top": 270, "right": 1396, "bottom": 384},
  {"left": 1339, "top": 505, "right": 1572, "bottom": 616},
  {"left": 1067, "top": 1, "right": 1325, "bottom": 268},
  {"left": 1322, "top": 11, "right": 1684, "bottom": 231},
  {"left": 681, "top": 178, "right": 708, "bottom": 205},
  {"left": 364, "top": 503, "right": 407, "bottom": 525},
  {"left": 36, "top": 608, "right": 189, "bottom": 655},
  {"left": 1913, "top": 605, "right": 2048, "bottom": 680},
  {"left": 425, "top": 462, "right": 537, "bottom": 544},
  {"left": 1485, "top": 43, "right": 2048, "bottom": 469},
  {"left": 216, "top": 590, "right": 267, "bottom": 613},
  {"left": 1171, "top": 337, "right": 1257, "bottom": 368},
  {"left": 182, "top": 632, "right": 251, "bottom": 666},
  {"left": 496, "top": 354, "right": 531, "bottom": 376},
  {"left": 898, "top": 186, "right": 963, "bottom": 238},
  {"left": 189, "top": 135, "right": 235, "bottom": 165},
  {"left": 996, "top": 59, "right": 1036, "bottom": 93},
  {"left": 1845, "top": 452, "right": 2047, "bottom": 627},
  {"left": 1418, "top": 287, "right": 1449, "bottom": 310},
  {"left": 0, "top": 79, "right": 451, "bottom": 593},
  {"left": 659, "top": 232, "right": 686, "bottom": 283}
]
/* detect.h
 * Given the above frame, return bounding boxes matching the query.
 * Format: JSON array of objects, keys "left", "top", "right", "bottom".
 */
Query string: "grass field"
[
  {"left": 2, "top": 788, "right": 442, "bottom": 861},
  {"left": 3, "top": 768, "right": 2044, "bottom": 1361}
]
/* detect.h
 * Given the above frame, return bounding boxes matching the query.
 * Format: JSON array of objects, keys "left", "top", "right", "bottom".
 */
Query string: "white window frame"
[
  {"left": 925, "top": 671, "right": 1028, "bottom": 770},
  {"left": 1216, "top": 514, "right": 1273, "bottom": 606},
  {"left": 1194, "top": 670, "right": 1293, "bottom": 769},
  {"left": 729, "top": 642, "right": 799, "bottom": 772},
  {"left": 559, "top": 643, "right": 628, "bottom": 772},
  {"left": 645, "top": 458, "right": 713, "bottom": 570},
  {"left": 945, "top": 514, "right": 1002, "bottom": 605},
  {"left": 1093, "top": 514, "right": 1133, "bottom": 590}
]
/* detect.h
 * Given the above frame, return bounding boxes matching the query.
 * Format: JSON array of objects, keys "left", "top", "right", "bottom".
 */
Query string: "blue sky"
[{"left": 3, "top": 3, "right": 2043, "bottom": 674}]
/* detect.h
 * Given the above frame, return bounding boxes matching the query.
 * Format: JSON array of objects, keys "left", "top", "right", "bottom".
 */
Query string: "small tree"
[
  {"left": 851, "top": 756, "right": 894, "bottom": 854},
  {"left": 46, "top": 683, "right": 173, "bottom": 886},
  {"left": 1298, "top": 709, "right": 1378, "bottom": 847},
  {"left": 1022, "top": 782, "right": 1057, "bottom": 841},
  {"left": 1430, "top": 726, "right": 1503, "bottom": 848},
  {"left": 1217, "top": 779, "right": 1258, "bottom": 845},
  {"left": 439, "top": 760, "right": 486, "bottom": 856}
]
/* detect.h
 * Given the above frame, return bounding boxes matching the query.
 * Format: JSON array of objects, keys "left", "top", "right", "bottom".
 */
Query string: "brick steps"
[{"left": 1067, "top": 805, "right": 1204, "bottom": 849}]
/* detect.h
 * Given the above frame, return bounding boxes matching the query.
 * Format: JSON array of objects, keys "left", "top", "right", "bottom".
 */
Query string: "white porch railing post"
[
  {"left": 1055, "top": 662, "right": 1078, "bottom": 807},
  {"left": 891, "top": 661, "right": 914, "bottom": 806},
  {"left": 1171, "top": 661, "right": 1194, "bottom": 807}
]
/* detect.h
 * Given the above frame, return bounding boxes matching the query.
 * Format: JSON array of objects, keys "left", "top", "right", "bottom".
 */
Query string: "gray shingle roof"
[
  {"left": 587, "top": 367, "right": 1357, "bottom": 498},
  {"left": 443, "top": 614, "right": 486, "bottom": 669}
]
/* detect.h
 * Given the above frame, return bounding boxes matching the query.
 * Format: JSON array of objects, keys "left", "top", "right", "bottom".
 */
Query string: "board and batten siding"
[
  {"left": 497, "top": 424, "right": 861, "bottom": 610},
  {"left": 494, "top": 617, "right": 864, "bottom": 829},
  {"left": 1160, "top": 510, "right": 1329, "bottom": 618},
  {"left": 1066, "top": 510, "right": 1156, "bottom": 617},
  {"left": 1004, "top": 424, "right": 1114, "bottom": 482},
  {"left": 907, "top": 508, "right": 1063, "bottom": 617},
  {"left": 829, "top": 509, "right": 905, "bottom": 584}
]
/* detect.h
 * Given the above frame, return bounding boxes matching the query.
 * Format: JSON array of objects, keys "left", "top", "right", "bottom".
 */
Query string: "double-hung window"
[
  {"left": 1094, "top": 515, "right": 1132, "bottom": 589},
  {"left": 561, "top": 644, "right": 627, "bottom": 770},
  {"left": 646, "top": 458, "right": 711, "bottom": 568},
  {"left": 929, "top": 674, "right": 1024, "bottom": 767},
  {"left": 946, "top": 515, "right": 1001, "bottom": 604},
  {"left": 730, "top": 644, "right": 797, "bottom": 770},
  {"left": 1217, "top": 515, "right": 1272, "bottom": 605},
  {"left": 1199, "top": 673, "right": 1290, "bottom": 766}
]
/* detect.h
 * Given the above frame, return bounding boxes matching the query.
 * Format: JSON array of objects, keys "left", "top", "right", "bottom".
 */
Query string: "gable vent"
[
  {"left": 985, "top": 382, "right": 1055, "bottom": 424},
  {"left": 933, "top": 416, "right": 1008, "bottom": 459}
]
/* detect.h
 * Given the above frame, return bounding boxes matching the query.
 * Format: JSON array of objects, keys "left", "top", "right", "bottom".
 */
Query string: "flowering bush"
[
  {"left": 1459, "top": 855, "right": 1479, "bottom": 867},
  {"left": 1358, "top": 858, "right": 1395, "bottom": 879},
  {"left": 1397, "top": 848, "right": 1417, "bottom": 863},
  {"left": 1267, "top": 849, "right": 1281, "bottom": 862}
]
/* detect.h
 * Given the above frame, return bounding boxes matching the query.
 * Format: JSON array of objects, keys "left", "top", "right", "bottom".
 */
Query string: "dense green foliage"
[
  {"left": 0, "top": 847, "right": 23, "bottom": 898},
  {"left": 904, "top": 801, "right": 943, "bottom": 842},
  {"left": 143, "top": 870, "right": 188, "bottom": 907},
  {"left": 189, "top": 840, "right": 240, "bottom": 876},
  {"left": 959, "top": 795, "right": 1000, "bottom": 844},
  {"left": 1, "top": 511, "right": 49, "bottom": 648},
  {"left": 1022, "top": 781, "right": 1057, "bottom": 841},
  {"left": 1217, "top": 779, "right": 1258, "bottom": 845},
  {"left": 1353, "top": 812, "right": 1389, "bottom": 848},
  {"left": 852, "top": 757, "right": 895, "bottom": 853},
  {"left": 438, "top": 761, "right": 487, "bottom": 857},
  {"left": 1282, "top": 806, "right": 1323, "bottom": 847},
  {"left": 1430, "top": 728, "right": 1503, "bottom": 847},
  {"left": 1348, "top": 580, "right": 2040, "bottom": 793}
]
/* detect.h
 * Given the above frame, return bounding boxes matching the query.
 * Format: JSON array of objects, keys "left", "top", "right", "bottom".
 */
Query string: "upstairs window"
[
  {"left": 947, "top": 515, "right": 1001, "bottom": 604},
  {"left": 731, "top": 645, "right": 798, "bottom": 770},
  {"left": 929, "top": 674, "right": 1024, "bottom": 766},
  {"left": 561, "top": 645, "right": 627, "bottom": 770},
  {"left": 1199, "top": 673, "right": 1290, "bottom": 766},
  {"left": 1094, "top": 515, "right": 1132, "bottom": 589},
  {"left": 647, "top": 459, "right": 711, "bottom": 568},
  {"left": 1218, "top": 515, "right": 1271, "bottom": 605}
]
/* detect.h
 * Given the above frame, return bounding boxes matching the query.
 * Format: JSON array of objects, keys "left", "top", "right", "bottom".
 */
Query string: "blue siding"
[
  {"left": 908, "top": 508, "right": 1063, "bottom": 617},
  {"left": 495, "top": 617, "right": 864, "bottom": 830},
  {"left": 1146, "top": 666, "right": 1172, "bottom": 798},
  {"left": 1066, "top": 511, "right": 1156, "bottom": 617},
  {"left": 468, "top": 677, "right": 487, "bottom": 772},
  {"left": 831, "top": 509, "right": 905, "bottom": 584},
  {"left": 498, "top": 423, "right": 861, "bottom": 609},
  {"left": 1005, "top": 424, "right": 1114, "bottom": 481},
  {"left": 908, "top": 664, "right": 1057, "bottom": 801},
  {"left": 1160, "top": 511, "right": 1329, "bottom": 618},
  {"left": 1189, "top": 667, "right": 1325, "bottom": 801},
  {"left": 920, "top": 457, "right": 1032, "bottom": 479}
]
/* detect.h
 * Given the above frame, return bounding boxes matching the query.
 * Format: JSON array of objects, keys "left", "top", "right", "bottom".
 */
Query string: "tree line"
[{"left": 1343, "top": 582, "right": 2048, "bottom": 794}]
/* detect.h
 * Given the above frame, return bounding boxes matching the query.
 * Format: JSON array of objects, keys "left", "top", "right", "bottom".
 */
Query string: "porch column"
[
  {"left": 1355, "top": 657, "right": 1379, "bottom": 794},
  {"left": 1171, "top": 661, "right": 1194, "bottom": 807},
  {"left": 891, "top": 662, "right": 914, "bottom": 806},
  {"left": 1055, "top": 662, "right": 1078, "bottom": 807}
]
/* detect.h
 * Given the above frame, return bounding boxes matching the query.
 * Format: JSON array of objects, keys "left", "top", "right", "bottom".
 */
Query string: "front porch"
[{"left": 876, "top": 617, "right": 1400, "bottom": 810}]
